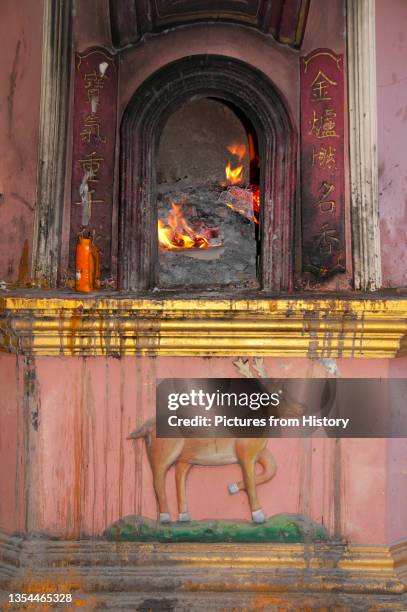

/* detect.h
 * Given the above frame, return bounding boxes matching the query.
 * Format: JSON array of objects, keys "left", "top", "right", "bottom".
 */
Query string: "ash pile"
[{"left": 157, "top": 184, "right": 258, "bottom": 290}]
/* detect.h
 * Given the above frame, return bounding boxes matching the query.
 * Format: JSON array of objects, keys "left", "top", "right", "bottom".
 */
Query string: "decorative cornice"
[
  {"left": 1, "top": 533, "right": 406, "bottom": 604},
  {"left": 0, "top": 294, "right": 406, "bottom": 357}
]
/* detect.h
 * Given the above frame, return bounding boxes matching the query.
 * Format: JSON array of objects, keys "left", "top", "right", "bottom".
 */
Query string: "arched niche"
[{"left": 119, "top": 54, "right": 297, "bottom": 291}]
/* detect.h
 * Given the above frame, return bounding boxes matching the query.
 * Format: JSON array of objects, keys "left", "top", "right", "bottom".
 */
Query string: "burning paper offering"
[
  {"left": 158, "top": 202, "right": 222, "bottom": 250},
  {"left": 218, "top": 186, "right": 260, "bottom": 224},
  {"left": 219, "top": 142, "right": 260, "bottom": 224}
]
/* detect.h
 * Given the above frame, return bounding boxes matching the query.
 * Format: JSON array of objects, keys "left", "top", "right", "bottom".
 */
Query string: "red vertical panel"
[
  {"left": 70, "top": 49, "right": 118, "bottom": 276},
  {"left": 300, "top": 49, "right": 346, "bottom": 280}
]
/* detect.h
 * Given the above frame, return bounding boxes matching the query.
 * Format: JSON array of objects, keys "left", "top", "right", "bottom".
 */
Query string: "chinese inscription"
[
  {"left": 301, "top": 49, "right": 346, "bottom": 279},
  {"left": 70, "top": 49, "right": 117, "bottom": 275}
]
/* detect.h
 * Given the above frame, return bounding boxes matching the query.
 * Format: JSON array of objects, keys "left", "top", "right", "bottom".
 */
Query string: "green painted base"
[{"left": 104, "top": 513, "right": 329, "bottom": 543}]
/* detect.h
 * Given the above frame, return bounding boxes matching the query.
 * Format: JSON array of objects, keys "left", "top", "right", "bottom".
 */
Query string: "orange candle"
[{"left": 75, "top": 236, "right": 100, "bottom": 292}]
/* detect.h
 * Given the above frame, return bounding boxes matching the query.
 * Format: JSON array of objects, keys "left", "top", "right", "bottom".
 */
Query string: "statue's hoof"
[
  {"left": 252, "top": 509, "right": 265, "bottom": 523},
  {"left": 178, "top": 512, "right": 190, "bottom": 522},
  {"left": 228, "top": 482, "right": 239, "bottom": 495},
  {"left": 159, "top": 512, "right": 171, "bottom": 523}
]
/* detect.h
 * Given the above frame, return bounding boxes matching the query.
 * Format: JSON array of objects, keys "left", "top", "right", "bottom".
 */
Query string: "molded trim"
[{"left": 0, "top": 294, "right": 406, "bottom": 357}]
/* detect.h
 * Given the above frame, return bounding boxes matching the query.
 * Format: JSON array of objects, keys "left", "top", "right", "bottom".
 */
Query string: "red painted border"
[
  {"left": 300, "top": 48, "right": 346, "bottom": 279},
  {"left": 70, "top": 48, "right": 118, "bottom": 275}
]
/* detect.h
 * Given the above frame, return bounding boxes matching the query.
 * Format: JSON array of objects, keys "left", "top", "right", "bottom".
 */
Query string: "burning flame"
[
  {"left": 227, "top": 144, "right": 246, "bottom": 161},
  {"left": 225, "top": 161, "right": 244, "bottom": 185},
  {"left": 252, "top": 185, "right": 260, "bottom": 224},
  {"left": 225, "top": 143, "right": 246, "bottom": 185},
  {"left": 158, "top": 202, "right": 211, "bottom": 250},
  {"left": 221, "top": 143, "right": 261, "bottom": 224}
]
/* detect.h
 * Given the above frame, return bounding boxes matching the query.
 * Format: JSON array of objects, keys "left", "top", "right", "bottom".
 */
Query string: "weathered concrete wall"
[
  {"left": 0, "top": 0, "right": 43, "bottom": 284},
  {"left": 376, "top": 0, "right": 407, "bottom": 287},
  {"left": 3, "top": 354, "right": 405, "bottom": 546},
  {"left": 157, "top": 98, "right": 250, "bottom": 186}
]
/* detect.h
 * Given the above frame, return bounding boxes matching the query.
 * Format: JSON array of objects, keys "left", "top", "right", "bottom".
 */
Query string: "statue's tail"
[{"left": 127, "top": 417, "right": 155, "bottom": 440}]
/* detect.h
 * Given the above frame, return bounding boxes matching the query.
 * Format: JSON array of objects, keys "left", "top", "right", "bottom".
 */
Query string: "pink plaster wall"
[
  {"left": 376, "top": 0, "right": 407, "bottom": 287},
  {"left": 386, "top": 438, "right": 407, "bottom": 544},
  {"left": 0, "top": 0, "right": 43, "bottom": 284},
  {"left": 0, "top": 354, "right": 25, "bottom": 534},
  {"left": 386, "top": 356, "right": 407, "bottom": 543},
  {"left": 12, "top": 355, "right": 406, "bottom": 546}
]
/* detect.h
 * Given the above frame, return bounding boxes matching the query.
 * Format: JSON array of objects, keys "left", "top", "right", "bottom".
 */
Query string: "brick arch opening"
[{"left": 119, "top": 54, "right": 297, "bottom": 291}]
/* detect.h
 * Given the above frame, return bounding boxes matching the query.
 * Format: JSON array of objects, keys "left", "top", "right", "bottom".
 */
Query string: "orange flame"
[
  {"left": 158, "top": 202, "right": 210, "bottom": 250},
  {"left": 251, "top": 185, "right": 260, "bottom": 225},
  {"left": 225, "top": 143, "right": 246, "bottom": 185},
  {"left": 227, "top": 143, "right": 246, "bottom": 161},
  {"left": 225, "top": 161, "right": 244, "bottom": 185}
]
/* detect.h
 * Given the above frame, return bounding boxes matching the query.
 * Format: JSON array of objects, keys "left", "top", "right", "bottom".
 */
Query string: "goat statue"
[{"left": 128, "top": 418, "right": 275, "bottom": 523}]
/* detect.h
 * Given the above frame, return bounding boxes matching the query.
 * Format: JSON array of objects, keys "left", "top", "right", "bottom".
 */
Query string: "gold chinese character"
[
  {"left": 321, "top": 109, "right": 339, "bottom": 138},
  {"left": 314, "top": 224, "right": 340, "bottom": 254},
  {"left": 77, "top": 151, "right": 104, "bottom": 182},
  {"left": 309, "top": 109, "right": 339, "bottom": 139},
  {"left": 312, "top": 146, "right": 336, "bottom": 169},
  {"left": 84, "top": 70, "right": 106, "bottom": 102},
  {"left": 80, "top": 114, "right": 106, "bottom": 144},
  {"left": 316, "top": 181, "right": 336, "bottom": 213},
  {"left": 311, "top": 70, "right": 337, "bottom": 102}
]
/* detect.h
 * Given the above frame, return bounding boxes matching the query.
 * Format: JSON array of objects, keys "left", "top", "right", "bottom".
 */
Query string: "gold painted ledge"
[
  {"left": 1, "top": 532, "right": 407, "bottom": 599},
  {"left": 0, "top": 293, "right": 407, "bottom": 357}
]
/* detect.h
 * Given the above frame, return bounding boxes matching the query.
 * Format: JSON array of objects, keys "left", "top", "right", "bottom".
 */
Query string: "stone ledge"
[
  {"left": 0, "top": 294, "right": 406, "bottom": 357},
  {"left": 0, "top": 534, "right": 406, "bottom": 609}
]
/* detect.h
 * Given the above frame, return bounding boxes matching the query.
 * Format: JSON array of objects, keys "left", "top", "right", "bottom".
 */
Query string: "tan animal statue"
[
  {"left": 128, "top": 418, "right": 275, "bottom": 523},
  {"left": 128, "top": 377, "right": 336, "bottom": 523}
]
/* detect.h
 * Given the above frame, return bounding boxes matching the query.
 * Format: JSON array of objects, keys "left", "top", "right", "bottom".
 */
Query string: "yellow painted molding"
[
  {"left": 105, "top": 540, "right": 407, "bottom": 576},
  {"left": 0, "top": 294, "right": 407, "bottom": 357},
  {"left": 1, "top": 532, "right": 406, "bottom": 595}
]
